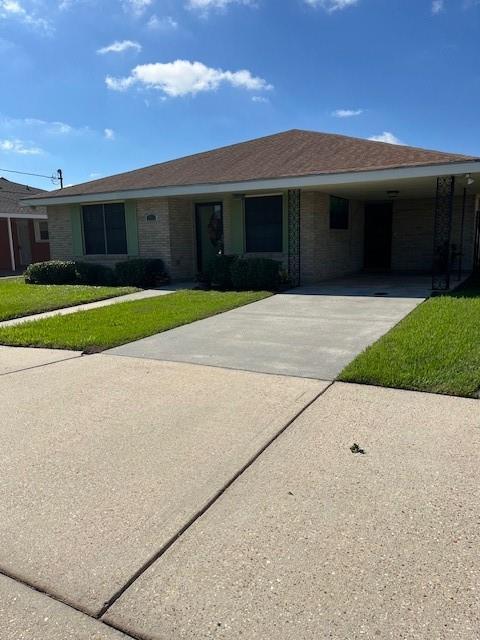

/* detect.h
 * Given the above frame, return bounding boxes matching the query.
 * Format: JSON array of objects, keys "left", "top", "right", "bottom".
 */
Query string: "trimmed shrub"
[
  {"left": 115, "top": 258, "right": 168, "bottom": 288},
  {"left": 74, "top": 261, "right": 116, "bottom": 286},
  {"left": 205, "top": 254, "right": 237, "bottom": 289},
  {"left": 230, "top": 257, "right": 281, "bottom": 291},
  {"left": 24, "top": 260, "right": 77, "bottom": 285}
]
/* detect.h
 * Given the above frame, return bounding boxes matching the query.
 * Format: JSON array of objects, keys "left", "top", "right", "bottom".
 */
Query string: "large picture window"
[
  {"left": 245, "top": 195, "right": 283, "bottom": 253},
  {"left": 82, "top": 203, "right": 127, "bottom": 255}
]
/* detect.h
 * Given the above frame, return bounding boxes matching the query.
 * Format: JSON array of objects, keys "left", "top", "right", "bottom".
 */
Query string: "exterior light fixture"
[
  {"left": 387, "top": 190, "right": 400, "bottom": 198},
  {"left": 465, "top": 174, "right": 475, "bottom": 186}
]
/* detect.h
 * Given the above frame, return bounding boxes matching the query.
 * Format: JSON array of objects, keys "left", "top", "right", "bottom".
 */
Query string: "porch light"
[
  {"left": 387, "top": 190, "right": 400, "bottom": 198},
  {"left": 465, "top": 174, "right": 475, "bottom": 186}
]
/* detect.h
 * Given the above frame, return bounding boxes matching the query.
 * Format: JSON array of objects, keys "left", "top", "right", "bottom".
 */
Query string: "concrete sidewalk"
[
  {"left": 105, "top": 382, "right": 480, "bottom": 639},
  {"left": 0, "top": 574, "right": 129, "bottom": 639},
  {"left": 0, "top": 345, "right": 478, "bottom": 638},
  {"left": 0, "top": 282, "right": 193, "bottom": 328},
  {"left": 0, "top": 353, "right": 325, "bottom": 616},
  {"left": 0, "top": 345, "right": 81, "bottom": 375}
]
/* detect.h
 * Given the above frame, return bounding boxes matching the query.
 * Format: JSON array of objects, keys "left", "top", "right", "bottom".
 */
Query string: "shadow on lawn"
[{"left": 448, "top": 274, "right": 480, "bottom": 299}]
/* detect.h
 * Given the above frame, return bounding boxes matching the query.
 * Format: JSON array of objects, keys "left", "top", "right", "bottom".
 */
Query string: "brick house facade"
[{"left": 25, "top": 130, "right": 480, "bottom": 289}]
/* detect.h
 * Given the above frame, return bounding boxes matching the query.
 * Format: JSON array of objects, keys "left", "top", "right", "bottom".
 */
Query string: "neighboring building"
[
  {"left": 23, "top": 130, "right": 480, "bottom": 290},
  {"left": 0, "top": 177, "right": 50, "bottom": 272}
]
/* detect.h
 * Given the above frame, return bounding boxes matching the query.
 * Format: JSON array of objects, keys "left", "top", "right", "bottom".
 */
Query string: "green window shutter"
[
  {"left": 229, "top": 197, "right": 245, "bottom": 254},
  {"left": 125, "top": 200, "right": 139, "bottom": 256},
  {"left": 70, "top": 205, "right": 84, "bottom": 256}
]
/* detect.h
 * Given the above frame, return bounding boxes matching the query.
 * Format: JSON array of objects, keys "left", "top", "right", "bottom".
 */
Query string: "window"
[
  {"left": 34, "top": 220, "right": 49, "bottom": 242},
  {"left": 330, "top": 196, "right": 349, "bottom": 230},
  {"left": 82, "top": 203, "right": 127, "bottom": 255},
  {"left": 245, "top": 195, "right": 283, "bottom": 253}
]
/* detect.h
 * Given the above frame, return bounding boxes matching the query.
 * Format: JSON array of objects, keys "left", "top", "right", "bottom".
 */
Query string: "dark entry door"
[
  {"left": 364, "top": 202, "right": 393, "bottom": 270},
  {"left": 195, "top": 202, "right": 224, "bottom": 273}
]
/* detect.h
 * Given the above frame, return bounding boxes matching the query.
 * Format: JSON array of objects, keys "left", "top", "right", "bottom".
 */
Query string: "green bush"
[
  {"left": 24, "top": 261, "right": 78, "bottom": 285},
  {"left": 205, "top": 255, "right": 237, "bottom": 289},
  {"left": 74, "top": 262, "right": 116, "bottom": 286},
  {"left": 230, "top": 257, "right": 281, "bottom": 291},
  {"left": 115, "top": 258, "right": 168, "bottom": 288}
]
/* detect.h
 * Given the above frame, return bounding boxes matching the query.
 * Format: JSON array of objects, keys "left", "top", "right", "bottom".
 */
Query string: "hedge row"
[
  {"left": 24, "top": 259, "right": 168, "bottom": 288},
  {"left": 205, "top": 255, "right": 284, "bottom": 291}
]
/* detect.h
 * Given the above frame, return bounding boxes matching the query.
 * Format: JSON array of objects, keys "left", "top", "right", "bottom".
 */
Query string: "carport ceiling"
[{"left": 317, "top": 172, "right": 480, "bottom": 201}]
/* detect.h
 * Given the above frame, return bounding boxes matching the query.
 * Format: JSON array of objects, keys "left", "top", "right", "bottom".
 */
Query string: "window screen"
[
  {"left": 82, "top": 203, "right": 127, "bottom": 255},
  {"left": 245, "top": 195, "right": 283, "bottom": 253}
]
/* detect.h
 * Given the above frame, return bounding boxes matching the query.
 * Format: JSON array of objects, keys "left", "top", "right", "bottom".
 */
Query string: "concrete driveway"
[{"left": 108, "top": 275, "right": 429, "bottom": 380}]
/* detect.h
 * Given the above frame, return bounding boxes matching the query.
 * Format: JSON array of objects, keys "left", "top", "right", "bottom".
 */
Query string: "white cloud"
[
  {"left": 0, "top": 115, "right": 86, "bottom": 136},
  {"left": 368, "top": 131, "right": 404, "bottom": 145},
  {"left": 0, "top": 138, "right": 43, "bottom": 155},
  {"left": 22, "top": 118, "right": 73, "bottom": 134},
  {"left": 89, "top": 172, "right": 102, "bottom": 179},
  {"left": 106, "top": 59, "right": 273, "bottom": 97},
  {"left": 332, "top": 108, "right": 363, "bottom": 118},
  {"left": 187, "top": 0, "right": 253, "bottom": 10},
  {"left": 0, "top": 0, "right": 52, "bottom": 33},
  {"left": 252, "top": 95, "right": 269, "bottom": 103},
  {"left": 431, "top": 0, "right": 444, "bottom": 13},
  {"left": 304, "top": 0, "right": 359, "bottom": 12},
  {"left": 97, "top": 39, "right": 142, "bottom": 54},
  {"left": 104, "top": 128, "right": 115, "bottom": 140},
  {"left": 123, "top": 0, "right": 152, "bottom": 15},
  {"left": 147, "top": 14, "right": 178, "bottom": 29}
]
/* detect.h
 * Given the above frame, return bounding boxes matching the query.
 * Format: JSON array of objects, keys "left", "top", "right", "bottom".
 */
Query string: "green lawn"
[
  {"left": 339, "top": 277, "right": 480, "bottom": 398},
  {"left": 0, "top": 277, "right": 137, "bottom": 322},
  {"left": 0, "top": 289, "right": 271, "bottom": 352}
]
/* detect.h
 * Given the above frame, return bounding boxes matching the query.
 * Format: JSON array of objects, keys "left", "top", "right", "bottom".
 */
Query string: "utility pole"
[{"left": 57, "top": 169, "right": 64, "bottom": 189}]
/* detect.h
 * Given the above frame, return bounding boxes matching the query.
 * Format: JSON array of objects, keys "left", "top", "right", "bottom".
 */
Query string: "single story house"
[
  {"left": 23, "top": 130, "right": 480, "bottom": 290},
  {"left": 0, "top": 177, "right": 50, "bottom": 272}
]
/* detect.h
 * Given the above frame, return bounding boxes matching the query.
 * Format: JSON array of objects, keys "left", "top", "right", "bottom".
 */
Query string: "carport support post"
[
  {"left": 432, "top": 176, "right": 455, "bottom": 291},
  {"left": 7, "top": 217, "right": 15, "bottom": 272},
  {"left": 288, "top": 189, "right": 301, "bottom": 287}
]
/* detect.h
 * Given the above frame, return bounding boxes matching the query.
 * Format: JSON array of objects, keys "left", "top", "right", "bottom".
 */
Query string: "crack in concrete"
[
  {"left": 0, "top": 354, "right": 82, "bottom": 377},
  {"left": 98, "top": 381, "right": 334, "bottom": 621}
]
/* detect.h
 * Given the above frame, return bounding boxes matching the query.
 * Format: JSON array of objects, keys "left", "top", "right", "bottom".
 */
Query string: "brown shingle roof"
[
  {"left": 0, "top": 177, "right": 45, "bottom": 214},
  {"left": 28, "top": 129, "right": 479, "bottom": 200}
]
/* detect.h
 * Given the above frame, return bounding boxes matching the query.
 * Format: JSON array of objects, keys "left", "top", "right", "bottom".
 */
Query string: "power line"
[{"left": 0, "top": 167, "right": 59, "bottom": 181}]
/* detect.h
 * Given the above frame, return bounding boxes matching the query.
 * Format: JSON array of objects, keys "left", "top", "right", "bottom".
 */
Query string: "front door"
[
  {"left": 16, "top": 219, "right": 32, "bottom": 266},
  {"left": 364, "top": 202, "right": 393, "bottom": 270},
  {"left": 195, "top": 202, "right": 224, "bottom": 274}
]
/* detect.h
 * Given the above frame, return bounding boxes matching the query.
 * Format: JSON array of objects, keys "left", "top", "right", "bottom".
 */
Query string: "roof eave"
[{"left": 22, "top": 159, "right": 480, "bottom": 207}]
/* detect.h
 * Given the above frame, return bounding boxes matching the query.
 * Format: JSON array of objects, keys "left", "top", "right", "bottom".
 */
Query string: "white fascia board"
[
  {"left": 0, "top": 211, "right": 48, "bottom": 220},
  {"left": 21, "top": 160, "right": 480, "bottom": 207}
]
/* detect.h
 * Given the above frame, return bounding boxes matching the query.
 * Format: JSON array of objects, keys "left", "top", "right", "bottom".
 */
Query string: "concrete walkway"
[
  {"left": 108, "top": 275, "right": 429, "bottom": 380},
  {"left": 0, "top": 349, "right": 478, "bottom": 639},
  {"left": 0, "top": 282, "right": 193, "bottom": 328},
  {"left": 105, "top": 382, "right": 480, "bottom": 640}
]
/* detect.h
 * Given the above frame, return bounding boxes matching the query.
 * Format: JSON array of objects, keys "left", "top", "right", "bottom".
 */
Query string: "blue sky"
[{"left": 0, "top": 0, "right": 479, "bottom": 190}]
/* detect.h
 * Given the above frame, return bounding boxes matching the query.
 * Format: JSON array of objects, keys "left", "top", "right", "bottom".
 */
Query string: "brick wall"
[
  {"left": 167, "top": 197, "right": 196, "bottom": 280},
  {"left": 47, "top": 205, "right": 73, "bottom": 260},
  {"left": 392, "top": 195, "right": 477, "bottom": 272},
  {"left": 136, "top": 198, "right": 171, "bottom": 267},
  {"left": 300, "top": 191, "right": 364, "bottom": 284}
]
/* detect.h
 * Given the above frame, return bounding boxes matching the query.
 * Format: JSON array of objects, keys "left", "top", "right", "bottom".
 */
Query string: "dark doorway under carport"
[{"left": 364, "top": 202, "right": 393, "bottom": 270}]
